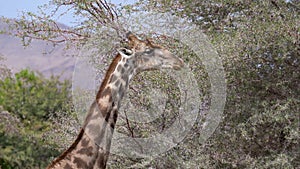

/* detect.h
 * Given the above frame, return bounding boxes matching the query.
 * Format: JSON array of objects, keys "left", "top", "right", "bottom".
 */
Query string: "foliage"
[
  {"left": 0, "top": 69, "right": 71, "bottom": 123},
  {"left": 0, "top": 56, "right": 11, "bottom": 80},
  {"left": 0, "top": 0, "right": 299, "bottom": 168},
  {"left": 0, "top": 69, "right": 72, "bottom": 168},
  {"left": 0, "top": 131, "right": 59, "bottom": 169},
  {"left": 1, "top": 0, "right": 126, "bottom": 48},
  {"left": 137, "top": 0, "right": 300, "bottom": 168}
]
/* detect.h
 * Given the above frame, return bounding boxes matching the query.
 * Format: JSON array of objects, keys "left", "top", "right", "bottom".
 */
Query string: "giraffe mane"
[
  {"left": 47, "top": 129, "right": 85, "bottom": 168},
  {"left": 96, "top": 53, "right": 122, "bottom": 100}
]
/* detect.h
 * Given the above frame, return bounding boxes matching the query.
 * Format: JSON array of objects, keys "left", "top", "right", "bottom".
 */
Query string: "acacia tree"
[
  {"left": 3, "top": 0, "right": 129, "bottom": 48},
  {"left": 137, "top": 0, "right": 300, "bottom": 168},
  {"left": 2, "top": 0, "right": 299, "bottom": 168}
]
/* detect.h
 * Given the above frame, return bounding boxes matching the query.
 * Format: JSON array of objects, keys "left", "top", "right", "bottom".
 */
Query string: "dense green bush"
[
  {"left": 0, "top": 69, "right": 71, "bottom": 122},
  {"left": 0, "top": 69, "right": 72, "bottom": 168}
]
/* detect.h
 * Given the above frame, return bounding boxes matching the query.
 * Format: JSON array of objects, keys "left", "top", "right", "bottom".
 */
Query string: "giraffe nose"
[{"left": 173, "top": 58, "right": 185, "bottom": 70}]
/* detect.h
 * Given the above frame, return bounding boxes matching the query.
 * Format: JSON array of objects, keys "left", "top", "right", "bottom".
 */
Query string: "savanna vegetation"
[
  {"left": 0, "top": 0, "right": 299, "bottom": 168},
  {"left": 0, "top": 68, "right": 73, "bottom": 168}
]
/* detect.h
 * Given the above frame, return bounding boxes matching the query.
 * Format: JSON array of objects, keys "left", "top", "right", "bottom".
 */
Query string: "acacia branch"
[
  {"left": 14, "top": 17, "right": 89, "bottom": 46},
  {"left": 12, "top": 0, "right": 126, "bottom": 46},
  {"left": 124, "top": 110, "right": 135, "bottom": 138}
]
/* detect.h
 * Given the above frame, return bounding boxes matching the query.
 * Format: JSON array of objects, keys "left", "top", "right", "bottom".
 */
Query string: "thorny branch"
[
  {"left": 14, "top": 18, "right": 89, "bottom": 45},
  {"left": 12, "top": 0, "right": 126, "bottom": 46},
  {"left": 124, "top": 110, "right": 135, "bottom": 138}
]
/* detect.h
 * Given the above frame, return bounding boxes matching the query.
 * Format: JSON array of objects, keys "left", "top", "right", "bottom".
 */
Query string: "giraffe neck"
[{"left": 47, "top": 54, "right": 135, "bottom": 169}]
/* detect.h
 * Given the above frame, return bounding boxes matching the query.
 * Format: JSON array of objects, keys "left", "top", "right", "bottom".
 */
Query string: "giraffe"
[{"left": 46, "top": 32, "right": 184, "bottom": 169}]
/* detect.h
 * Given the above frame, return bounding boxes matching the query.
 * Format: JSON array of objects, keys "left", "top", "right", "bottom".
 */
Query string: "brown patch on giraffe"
[
  {"left": 63, "top": 163, "right": 72, "bottom": 169},
  {"left": 121, "top": 67, "right": 126, "bottom": 74},
  {"left": 77, "top": 146, "right": 94, "bottom": 156},
  {"left": 83, "top": 101, "right": 99, "bottom": 128},
  {"left": 96, "top": 54, "right": 121, "bottom": 101},
  {"left": 100, "top": 87, "right": 111, "bottom": 98},
  {"left": 88, "top": 154, "right": 97, "bottom": 169},
  {"left": 65, "top": 154, "right": 72, "bottom": 161},
  {"left": 109, "top": 74, "right": 118, "bottom": 83},
  {"left": 98, "top": 87, "right": 113, "bottom": 117},
  {"left": 99, "top": 103, "right": 110, "bottom": 117},
  {"left": 96, "top": 149, "right": 109, "bottom": 168},
  {"left": 81, "top": 137, "right": 89, "bottom": 147},
  {"left": 117, "top": 64, "right": 122, "bottom": 72},
  {"left": 91, "top": 110, "right": 101, "bottom": 119},
  {"left": 114, "top": 80, "right": 121, "bottom": 88},
  {"left": 46, "top": 129, "right": 85, "bottom": 169},
  {"left": 100, "top": 106, "right": 108, "bottom": 117},
  {"left": 73, "top": 156, "right": 88, "bottom": 168}
]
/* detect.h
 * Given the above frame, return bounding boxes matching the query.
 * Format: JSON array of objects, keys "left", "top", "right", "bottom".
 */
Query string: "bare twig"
[
  {"left": 12, "top": 0, "right": 127, "bottom": 46},
  {"left": 124, "top": 110, "right": 135, "bottom": 138}
]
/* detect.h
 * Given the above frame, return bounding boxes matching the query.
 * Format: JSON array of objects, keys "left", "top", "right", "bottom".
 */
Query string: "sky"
[{"left": 0, "top": 0, "right": 135, "bottom": 26}]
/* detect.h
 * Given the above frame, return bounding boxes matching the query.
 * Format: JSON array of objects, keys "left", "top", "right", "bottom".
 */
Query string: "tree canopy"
[{"left": 0, "top": 0, "right": 299, "bottom": 168}]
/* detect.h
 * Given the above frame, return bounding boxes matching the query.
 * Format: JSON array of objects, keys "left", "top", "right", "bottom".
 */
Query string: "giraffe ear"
[{"left": 118, "top": 48, "right": 134, "bottom": 59}]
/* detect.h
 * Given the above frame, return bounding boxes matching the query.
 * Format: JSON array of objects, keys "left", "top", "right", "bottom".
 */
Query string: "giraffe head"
[{"left": 122, "top": 32, "right": 184, "bottom": 72}]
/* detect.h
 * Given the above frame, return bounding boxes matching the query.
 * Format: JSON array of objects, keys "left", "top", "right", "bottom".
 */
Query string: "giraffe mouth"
[
  {"left": 161, "top": 61, "right": 184, "bottom": 70},
  {"left": 172, "top": 58, "right": 185, "bottom": 70}
]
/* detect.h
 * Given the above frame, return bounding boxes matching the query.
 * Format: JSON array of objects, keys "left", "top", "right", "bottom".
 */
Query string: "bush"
[{"left": 0, "top": 69, "right": 72, "bottom": 168}]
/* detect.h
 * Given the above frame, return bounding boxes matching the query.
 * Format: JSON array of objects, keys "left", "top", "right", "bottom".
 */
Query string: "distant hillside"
[{"left": 0, "top": 19, "right": 76, "bottom": 79}]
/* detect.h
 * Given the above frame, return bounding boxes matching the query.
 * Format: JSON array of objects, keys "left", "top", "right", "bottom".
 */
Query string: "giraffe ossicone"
[{"left": 47, "top": 32, "right": 184, "bottom": 169}]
